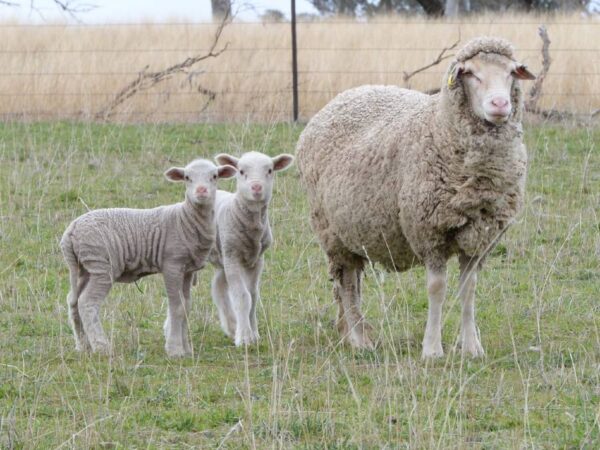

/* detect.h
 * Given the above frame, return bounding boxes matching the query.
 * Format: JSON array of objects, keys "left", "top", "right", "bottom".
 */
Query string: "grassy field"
[
  {"left": 0, "top": 13, "right": 599, "bottom": 122},
  {"left": 0, "top": 121, "right": 598, "bottom": 448}
]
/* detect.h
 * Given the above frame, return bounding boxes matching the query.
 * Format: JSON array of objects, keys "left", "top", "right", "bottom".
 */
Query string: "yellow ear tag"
[{"left": 447, "top": 74, "right": 455, "bottom": 88}]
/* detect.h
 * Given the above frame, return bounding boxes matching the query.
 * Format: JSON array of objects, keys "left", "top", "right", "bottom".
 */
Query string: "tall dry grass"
[{"left": 0, "top": 13, "right": 599, "bottom": 123}]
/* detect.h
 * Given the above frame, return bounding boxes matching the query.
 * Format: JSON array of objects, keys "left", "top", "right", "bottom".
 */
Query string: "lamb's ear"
[
  {"left": 215, "top": 153, "right": 239, "bottom": 168},
  {"left": 447, "top": 62, "right": 465, "bottom": 89},
  {"left": 272, "top": 154, "right": 294, "bottom": 172},
  {"left": 217, "top": 165, "right": 237, "bottom": 179},
  {"left": 164, "top": 167, "right": 185, "bottom": 182},
  {"left": 512, "top": 64, "right": 536, "bottom": 80}
]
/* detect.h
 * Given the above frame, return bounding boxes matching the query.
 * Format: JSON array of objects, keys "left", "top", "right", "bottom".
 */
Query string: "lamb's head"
[
  {"left": 445, "top": 37, "right": 535, "bottom": 126},
  {"left": 215, "top": 151, "right": 294, "bottom": 204},
  {"left": 165, "top": 159, "right": 236, "bottom": 205}
]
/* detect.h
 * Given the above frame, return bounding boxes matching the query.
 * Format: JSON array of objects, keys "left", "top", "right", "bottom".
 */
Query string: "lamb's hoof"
[
  {"left": 166, "top": 345, "right": 190, "bottom": 358},
  {"left": 422, "top": 342, "right": 444, "bottom": 359},
  {"left": 234, "top": 329, "right": 258, "bottom": 346},
  {"left": 90, "top": 340, "right": 110, "bottom": 355},
  {"left": 75, "top": 339, "right": 92, "bottom": 353},
  {"left": 459, "top": 334, "right": 485, "bottom": 358}
]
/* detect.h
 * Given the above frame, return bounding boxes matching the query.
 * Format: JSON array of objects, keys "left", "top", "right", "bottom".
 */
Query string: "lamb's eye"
[
  {"left": 268, "top": 168, "right": 273, "bottom": 175},
  {"left": 240, "top": 170, "right": 245, "bottom": 176},
  {"left": 212, "top": 174, "right": 217, "bottom": 180},
  {"left": 184, "top": 175, "right": 190, "bottom": 182}
]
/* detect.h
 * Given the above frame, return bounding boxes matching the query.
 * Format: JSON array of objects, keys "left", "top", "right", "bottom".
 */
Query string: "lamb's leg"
[
  {"left": 211, "top": 268, "right": 236, "bottom": 338},
  {"left": 78, "top": 273, "right": 112, "bottom": 354},
  {"left": 246, "top": 257, "right": 264, "bottom": 341},
  {"left": 163, "top": 269, "right": 189, "bottom": 357},
  {"left": 180, "top": 272, "right": 193, "bottom": 356},
  {"left": 67, "top": 267, "right": 91, "bottom": 352},
  {"left": 458, "top": 254, "right": 484, "bottom": 357},
  {"left": 224, "top": 262, "right": 255, "bottom": 346},
  {"left": 422, "top": 263, "right": 447, "bottom": 359},
  {"left": 333, "top": 264, "right": 374, "bottom": 350}
]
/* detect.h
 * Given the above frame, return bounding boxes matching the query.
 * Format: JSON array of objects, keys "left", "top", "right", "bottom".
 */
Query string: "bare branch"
[
  {"left": 403, "top": 33, "right": 460, "bottom": 88},
  {"left": 526, "top": 25, "right": 551, "bottom": 111},
  {"left": 97, "top": 8, "right": 231, "bottom": 120}
]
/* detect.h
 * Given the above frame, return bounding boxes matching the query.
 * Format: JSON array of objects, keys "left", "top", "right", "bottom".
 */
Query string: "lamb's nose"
[
  {"left": 491, "top": 97, "right": 509, "bottom": 108},
  {"left": 251, "top": 183, "right": 262, "bottom": 193},
  {"left": 196, "top": 186, "right": 208, "bottom": 195}
]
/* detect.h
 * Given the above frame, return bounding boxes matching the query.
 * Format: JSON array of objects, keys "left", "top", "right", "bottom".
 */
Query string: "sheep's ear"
[
  {"left": 215, "top": 153, "right": 239, "bottom": 168},
  {"left": 447, "top": 62, "right": 465, "bottom": 89},
  {"left": 217, "top": 165, "right": 237, "bottom": 179},
  {"left": 512, "top": 64, "right": 536, "bottom": 80},
  {"left": 164, "top": 167, "right": 185, "bottom": 182},
  {"left": 272, "top": 154, "right": 294, "bottom": 172}
]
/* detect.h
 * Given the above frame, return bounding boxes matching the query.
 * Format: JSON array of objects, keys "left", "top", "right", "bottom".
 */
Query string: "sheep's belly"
[{"left": 117, "top": 267, "right": 160, "bottom": 283}]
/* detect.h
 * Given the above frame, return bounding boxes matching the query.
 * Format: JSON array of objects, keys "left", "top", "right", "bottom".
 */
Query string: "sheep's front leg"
[
  {"left": 180, "top": 272, "right": 194, "bottom": 355},
  {"left": 78, "top": 273, "right": 112, "bottom": 354},
  {"left": 458, "top": 254, "right": 484, "bottom": 357},
  {"left": 422, "top": 263, "right": 447, "bottom": 359},
  {"left": 67, "top": 269, "right": 91, "bottom": 352},
  {"left": 333, "top": 265, "right": 374, "bottom": 350},
  {"left": 211, "top": 268, "right": 236, "bottom": 338},
  {"left": 162, "top": 268, "right": 190, "bottom": 357},
  {"left": 246, "top": 257, "right": 264, "bottom": 340},
  {"left": 224, "top": 262, "right": 255, "bottom": 346}
]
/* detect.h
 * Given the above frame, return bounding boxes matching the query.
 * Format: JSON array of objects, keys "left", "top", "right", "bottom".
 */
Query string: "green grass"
[{"left": 0, "top": 121, "right": 598, "bottom": 448}]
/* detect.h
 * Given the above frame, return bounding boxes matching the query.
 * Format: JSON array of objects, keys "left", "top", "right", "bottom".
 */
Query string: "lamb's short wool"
[
  {"left": 296, "top": 37, "right": 535, "bottom": 358},
  {"left": 208, "top": 151, "right": 294, "bottom": 346},
  {"left": 60, "top": 159, "right": 235, "bottom": 357}
]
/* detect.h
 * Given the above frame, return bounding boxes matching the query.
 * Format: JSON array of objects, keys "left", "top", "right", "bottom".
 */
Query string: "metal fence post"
[{"left": 291, "top": 0, "right": 299, "bottom": 122}]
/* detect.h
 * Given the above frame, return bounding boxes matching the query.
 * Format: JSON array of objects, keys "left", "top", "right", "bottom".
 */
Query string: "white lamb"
[
  {"left": 60, "top": 159, "right": 236, "bottom": 357},
  {"left": 208, "top": 151, "right": 294, "bottom": 346}
]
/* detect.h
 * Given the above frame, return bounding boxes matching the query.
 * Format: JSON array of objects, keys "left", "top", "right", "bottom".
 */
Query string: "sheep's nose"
[
  {"left": 196, "top": 186, "right": 208, "bottom": 195},
  {"left": 251, "top": 183, "right": 262, "bottom": 193},
  {"left": 491, "top": 97, "right": 509, "bottom": 109}
]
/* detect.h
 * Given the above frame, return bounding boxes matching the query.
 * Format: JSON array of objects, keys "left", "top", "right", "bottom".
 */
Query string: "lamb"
[
  {"left": 295, "top": 37, "right": 535, "bottom": 358},
  {"left": 60, "top": 159, "right": 236, "bottom": 357},
  {"left": 208, "top": 151, "right": 294, "bottom": 346}
]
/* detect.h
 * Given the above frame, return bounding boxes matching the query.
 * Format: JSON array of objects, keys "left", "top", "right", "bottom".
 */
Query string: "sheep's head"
[
  {"left": 215, "top": 151, "right": 294, "bottom": 204},
  {"left": 445, "top": 37, "right": 535, "bottom": 126},
  {"left": 165, "top": 159, "right": 236, "bottom": 205}
]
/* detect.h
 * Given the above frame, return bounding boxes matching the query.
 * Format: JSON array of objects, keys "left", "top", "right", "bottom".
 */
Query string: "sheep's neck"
[{"left": 178, "top": 199, "right": 215, "bottom": 247}]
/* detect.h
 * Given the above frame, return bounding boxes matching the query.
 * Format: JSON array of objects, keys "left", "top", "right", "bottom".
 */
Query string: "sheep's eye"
[
  {"left": 268, "top": 168, "right": 273, "bottom": 175},
  {"left": 212, "top": 174, "right": 217, "bottom": 180},
  {"left": 240, "top": 170, "right": 245, "bottom": 176},
  {"left": 184, "top": 175, "right": 190, "bottom": 182}
]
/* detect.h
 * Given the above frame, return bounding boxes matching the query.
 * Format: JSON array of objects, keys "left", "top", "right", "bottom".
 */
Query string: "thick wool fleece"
[
  {"left": 296, "top": 37, "right": 527, "bottom": 274},
  {"left": 61, "top": 200, "right": 215, "bottom": 282}
]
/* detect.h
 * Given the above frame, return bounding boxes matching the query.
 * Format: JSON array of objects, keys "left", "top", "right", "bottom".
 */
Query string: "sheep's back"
[{"left": 297, "top": 85, "right": 435, "bottom": 270}]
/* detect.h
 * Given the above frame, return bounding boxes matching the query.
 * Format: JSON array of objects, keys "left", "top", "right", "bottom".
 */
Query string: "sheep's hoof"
[
  {"left": 421, "top": 343, "right": 444, "bottom": 359},
  {"left": 346, "top": 322, "right": 376, "bottom": 350},
  {"left": 234, "top": 329, "right": 258, "bottom": 346},
  {"left": 90, "top": 340, "right": 110, "bottom": 355},
  {"left": 459, "top": 334, "right": 485, "bottom": 358},
  {"left": 74, "top": 339, "right": 92, "bottom": 353}
]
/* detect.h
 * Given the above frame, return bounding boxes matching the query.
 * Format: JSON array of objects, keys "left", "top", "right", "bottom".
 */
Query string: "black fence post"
[{"left": 291, "top": 0, "right": 299, "bottom": 122}]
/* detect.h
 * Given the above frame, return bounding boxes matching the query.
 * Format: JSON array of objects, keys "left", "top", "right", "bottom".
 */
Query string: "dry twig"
[
  {"left": 96, "top": 9, "right": 230, "bottom": 120},
  {"left": 403, "top": 33, "right": 460, "bottom": 88},
  {"left": 526, "top": 25, "right": 551, "bottom": 112}
]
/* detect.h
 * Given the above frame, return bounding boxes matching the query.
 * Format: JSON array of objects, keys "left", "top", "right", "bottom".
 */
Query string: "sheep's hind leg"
[
  {"left": 78, "top": 273, "right": 112, "bottom": 354},
  {"left": 333, "top": 262, "right": 374, "bottom": 350},
  {"left": 458, "top": 253, "right": 484, "bottom": 358},
  {"left": 422, "top": 262, "right": 447, "bottom": 359}
]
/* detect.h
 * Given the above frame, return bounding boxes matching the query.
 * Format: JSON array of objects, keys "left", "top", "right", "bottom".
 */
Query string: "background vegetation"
[{"left": 0, "top": 121, "right": 598, "bottom": 448}]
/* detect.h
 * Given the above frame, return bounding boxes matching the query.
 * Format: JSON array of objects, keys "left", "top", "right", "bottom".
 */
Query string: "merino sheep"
[
  {"left": 60, "top": 159, "right": 236, "bottom": 357},
  {"left": 296, "top": 37, "right": 535, "bottom": 358},
  {"left": 208, "top": 151, "right": 294, "bottom": 346}
]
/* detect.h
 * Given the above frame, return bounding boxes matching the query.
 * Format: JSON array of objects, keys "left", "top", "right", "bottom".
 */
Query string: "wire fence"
[{"left": 0, "top": 18, "right": 598, "bottom": 123}]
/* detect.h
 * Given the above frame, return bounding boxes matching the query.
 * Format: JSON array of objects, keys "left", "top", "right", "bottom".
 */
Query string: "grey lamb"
[
  {"left": 296, "top": 36, "right": 535, "bottom": 358},
  {"left": 60, "top": 159, "right": 236, "bottom": 357}
]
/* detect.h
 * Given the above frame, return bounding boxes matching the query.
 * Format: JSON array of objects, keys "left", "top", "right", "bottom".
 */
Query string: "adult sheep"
[{"left": 296, "top": 37, "right": 535, "bottom": 358}]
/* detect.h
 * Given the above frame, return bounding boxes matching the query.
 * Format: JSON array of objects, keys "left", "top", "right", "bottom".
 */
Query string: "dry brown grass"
[{"left": 0, "top": 13, "right": 599, "bottom": 123}]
